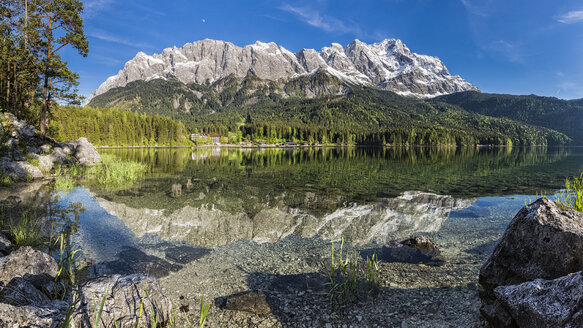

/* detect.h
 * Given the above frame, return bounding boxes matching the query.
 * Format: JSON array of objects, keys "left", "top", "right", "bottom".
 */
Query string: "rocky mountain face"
[{"left": 90, "top": 39, "right": 478, "bottom": 100}]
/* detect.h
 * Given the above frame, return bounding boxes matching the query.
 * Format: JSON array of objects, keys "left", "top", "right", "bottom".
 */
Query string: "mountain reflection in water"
[
  {"left": 93, "top": 191, "right": 474, "bottom": 247},
  {"left": 84, "top": 146, "right": 581, "bottom": 248}
]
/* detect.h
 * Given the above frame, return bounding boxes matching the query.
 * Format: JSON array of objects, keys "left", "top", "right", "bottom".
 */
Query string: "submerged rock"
[
  {"left": 381, "top": 235, "right": 444, "bottom": 266},
  {"left": 71, "top": 274, "right": 172, "bottom": 327},
  {"left": 219, "top": 290, "right": 271, "bottom": 315}
]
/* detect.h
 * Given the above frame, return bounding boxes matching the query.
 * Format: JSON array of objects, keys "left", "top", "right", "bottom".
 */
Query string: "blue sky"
[{"left": 63, "top": 0, "right": 583, "bottom": 100}]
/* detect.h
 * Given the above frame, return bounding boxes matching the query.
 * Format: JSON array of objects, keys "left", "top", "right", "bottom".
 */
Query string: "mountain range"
[
  {"left": 90, "top": 38, "right": 478, "bottom": 100},
  {"left": 87, "top": 38, "right": 583, "bottom": 146}
]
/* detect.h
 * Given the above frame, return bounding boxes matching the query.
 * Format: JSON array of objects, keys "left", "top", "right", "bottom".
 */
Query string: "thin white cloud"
[
  {"left": 557, "top": 10, "right": 583, "bottom": 24},
  {"left": 279, "top": 4, "right": 352, "bottom": 34},
  {"left": 88, "top": 31, "right": 150, "bottom": 49},
  {"left": 83, "top": 0, "right": 115, "bottom": 17},
  {"left": 486, "top": 40, "right": 524, "bottom": 63},
  {"left": 460, "top": 0, "right": 494, "bottom": 17}
]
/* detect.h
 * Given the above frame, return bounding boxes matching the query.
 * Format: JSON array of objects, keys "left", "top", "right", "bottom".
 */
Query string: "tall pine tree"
[{"left": 34, "top": 0, "right": 87, "bottom": 135}]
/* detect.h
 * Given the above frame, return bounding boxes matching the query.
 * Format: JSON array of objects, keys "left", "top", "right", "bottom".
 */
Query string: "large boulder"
[
  {"left": 479, "top": 198, "right": 583, "bottom": 303},
  {"left": 71, "top": 137, "right": 101, "bottom": 166},
  {"left": 483, "top": 271, "right": 583, "bottom": 328},
  {"left": 0, "top": 246, "right": 58, "bottom": 289},
  {"left": 71, "top": 274, "right": 172, "bottom": 327}
]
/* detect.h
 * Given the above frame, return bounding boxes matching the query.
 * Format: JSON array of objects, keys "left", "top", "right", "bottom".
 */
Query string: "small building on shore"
[
  {"left": 209, "top": 134, "right": 221, "bottom": 144},
  {"left": 190, "top": 132, "right": 208, "bottom": 142}
]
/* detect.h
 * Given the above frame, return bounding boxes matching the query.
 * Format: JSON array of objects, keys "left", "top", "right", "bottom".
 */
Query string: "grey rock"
[
  {"left": 0, "top": 231, "right": 12, "bottom": 255},
  {"left": 73, "top": 137, "right": 101, "bottom": 166},
  {"left": 40, "top": 144, "right": 52, "bottom": 154},
  {"left": 90, "top": 38, "right": 478, "bottom": 100},
  {"left": 479, "top": 198, "right": 583, "bottom": 304},
  {"left": 71, "top": 274, "right": 172, "bottom": 327},
  {"left": 26, "top": 146, "right": 39, "bottom": 154},
  {"left": 50, "top": 147, "right": 70, "bottom": 165},
  {"left": 4, "top": 137, "right": 17, "bottom": 148},
  {"left": 220, "top": 290, "right": 271, "bottom": 315},
  {"left": 1, "top": 113, "right": 36, "bottom": 139},
  {"left": 490, "top": 271, "right": 583, "bottom": 328},
  {"left": 0, "top": 277, "right": 52, "bottom": 307},
  {"left": 0, "top": 246, "right": 59, "bottom": 290},
  {"left": 38, "top": 154, "right": 55, "bottom": 172},
  {"left": 480, "top": 302, "right": 515, "bottom": 328},
  {"left": 0, "top": 302, "right": 65, "bottom": 328},
  {"left": 0, "top": 156, "right": 44, "bottom": 181},
  {"left": 11, "top": 149, "right": 25, "bottom": 161}
]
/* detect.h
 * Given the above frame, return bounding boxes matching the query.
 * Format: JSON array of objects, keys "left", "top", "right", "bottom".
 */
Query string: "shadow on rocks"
[
  {"left": 99, "top": 246, "right": 182, "bottom": 278},
  {"left": 216, "top": 272, "right": 329, "bottom": 321},
  {"left": 215, "top": 271, "right": 481, "bottom": 327}
]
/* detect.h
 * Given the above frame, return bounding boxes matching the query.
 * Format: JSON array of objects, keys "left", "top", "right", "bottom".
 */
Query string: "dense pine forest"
[
  {"left": 88, "top": 75, "right": 574, "bottom": 146},
  {"left": 49, "top": 106, "right": 189, "bottom": 146}
]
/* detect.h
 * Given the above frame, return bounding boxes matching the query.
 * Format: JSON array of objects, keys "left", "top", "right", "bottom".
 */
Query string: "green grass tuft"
[
  {"left": 87, "top": 154, "right": 148, "bottom": 189},
  {"left": 556, "top": 172, "right": 583, "bottom": 212},
  {"left": 324, "top": 236, "right": 380, "bottom": 312},
  {"left": 0, "top": 168, "right": 13, "bottom": 186},
  {"left": 199, "top": 295, "right": 210, "bottom": 328},
  {"left": 8, "top": 211, "right": 42, "bottom": 246},
  {"left": 26, "top": 154, "right": 40, "bottom": 168}
]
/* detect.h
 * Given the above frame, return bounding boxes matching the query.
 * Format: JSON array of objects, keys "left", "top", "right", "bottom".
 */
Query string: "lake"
[{"left": 4, "top": 146, "right": 583, "bottom": 327}]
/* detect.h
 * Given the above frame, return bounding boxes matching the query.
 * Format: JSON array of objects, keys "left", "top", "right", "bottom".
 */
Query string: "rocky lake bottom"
[{"left": 59, "top": 186, "right": 525, "bottom": 327}]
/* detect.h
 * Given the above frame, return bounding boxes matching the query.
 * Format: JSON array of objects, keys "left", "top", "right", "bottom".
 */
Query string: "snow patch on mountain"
[{"left": 90, "top": 38, "right": 478, "bottom": 100}]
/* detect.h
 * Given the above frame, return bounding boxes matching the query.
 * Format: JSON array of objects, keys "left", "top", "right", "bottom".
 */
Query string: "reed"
[
  {"left": 8, "top": 211, "right": 42, "bottom": 246},
  {"left": 199, "top": 295, "right": 210, "bottom": 328},
  {"left": 556, "top": 172, "right": 583, "bottom": 212},
  {"left": 324, "top": 236, "right": 380, "bottom": 311}
]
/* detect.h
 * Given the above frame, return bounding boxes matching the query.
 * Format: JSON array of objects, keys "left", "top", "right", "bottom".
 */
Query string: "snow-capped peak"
[{"left": 89, "top": 38, "right": 478, "bottom": 100}]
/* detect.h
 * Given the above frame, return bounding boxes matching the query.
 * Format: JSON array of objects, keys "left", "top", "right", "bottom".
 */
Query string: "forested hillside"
[
  {"left": 434, "top": 91, "right": 583, "bottom": 144},
  {"left": 88, "top": 76, "right": 571, "bottom": 146},
  {"left": 48, "top": 106, "right": 189, "bottom": 146}
]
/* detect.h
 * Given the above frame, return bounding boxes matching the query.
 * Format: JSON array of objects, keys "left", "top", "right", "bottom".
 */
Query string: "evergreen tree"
[{"left": 34, "top": 0, "right": 87, "bottom": 135}]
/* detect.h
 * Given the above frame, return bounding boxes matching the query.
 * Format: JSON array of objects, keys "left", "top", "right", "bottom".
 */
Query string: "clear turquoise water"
[{"left": 39, "top": 147, "right": 579, "bottom": 273}]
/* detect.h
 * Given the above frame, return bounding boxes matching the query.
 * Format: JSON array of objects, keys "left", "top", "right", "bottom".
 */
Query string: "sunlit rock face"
[
  {"left": 94, "top": 191, "right": 474, "bottom": 247},
  {"left": 90, "top": 38, "right": 478, "bottom": 100}
]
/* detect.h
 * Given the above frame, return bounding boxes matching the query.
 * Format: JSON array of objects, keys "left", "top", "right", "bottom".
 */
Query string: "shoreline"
[{"left": 94, "top": 144, "right": 545, "bottom": 150}]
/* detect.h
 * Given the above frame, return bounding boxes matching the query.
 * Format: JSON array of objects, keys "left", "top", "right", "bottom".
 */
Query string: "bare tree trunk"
[
  {"left": 24, "top": 0, "right": 28, "bottom": 49},
  {"left": 6, "top": 1, "right": 11, "bottom": 112},
  {"left": 13, "top": 63, "right": 17, "bottom": 116},
  {"left": 41, "top": 68, "right": 48, "bottom": 136}
]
